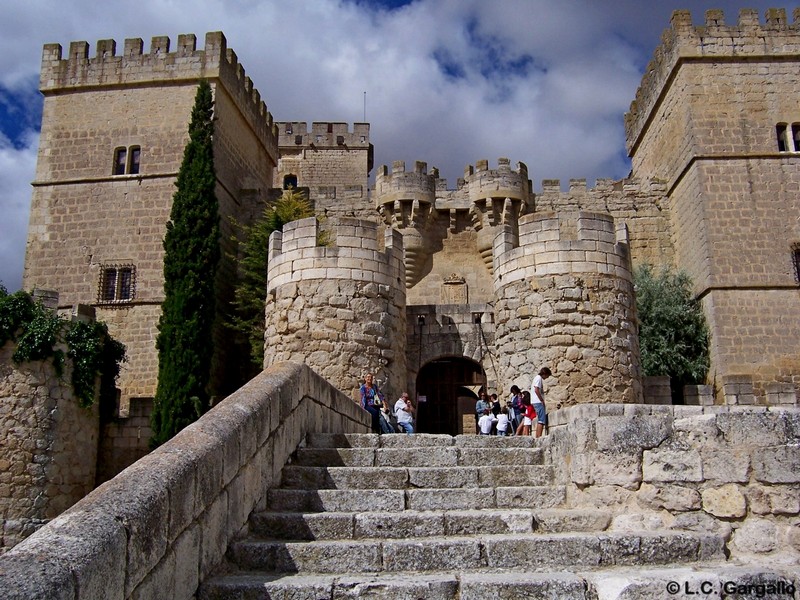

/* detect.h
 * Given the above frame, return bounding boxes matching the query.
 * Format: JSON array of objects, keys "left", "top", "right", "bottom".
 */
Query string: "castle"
[
  {"left": 20, "top": 8, "right": 800, "bottom": 447},
  {"left": 1, "top": 8, "right": 799, "bottom": 593}
]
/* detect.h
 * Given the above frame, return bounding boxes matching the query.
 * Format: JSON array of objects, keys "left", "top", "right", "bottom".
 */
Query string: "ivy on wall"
[{"left": 0, "top": 286, "right": 126, "bottom": 411}]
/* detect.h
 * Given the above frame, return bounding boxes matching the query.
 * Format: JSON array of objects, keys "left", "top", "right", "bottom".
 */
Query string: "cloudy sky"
[{"left": 0, "top": 0, "right": 792, "bottom": 291}]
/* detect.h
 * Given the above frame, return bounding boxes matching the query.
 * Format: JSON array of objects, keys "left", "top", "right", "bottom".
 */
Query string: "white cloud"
[
  {"left": 0, "top": 0, "right": 793, "bottom": 291},
  {"left": 0, "top": 131, "right": 37, "bottom": 292}
]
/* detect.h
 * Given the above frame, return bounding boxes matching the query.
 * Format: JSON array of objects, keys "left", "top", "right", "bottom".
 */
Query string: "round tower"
[
  {"left": 465, "top": 158, "right": 531, "bottom": 273},
  {"left": 264, "top": 217, "right": 407, "bottom": 399},
  {"left": 375, "top": 160, "right": 436, "bottom": 288},
  {"left": 492, "top": 211, "right": 642, "bottom": 406}
]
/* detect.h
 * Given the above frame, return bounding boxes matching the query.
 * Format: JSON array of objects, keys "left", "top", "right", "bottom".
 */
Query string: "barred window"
[
  {"left": 793, "top": 245, "right": 800, "bottom": 284},
  {"left": 99, "top": 265, "right": 135, "bottom": 303}
]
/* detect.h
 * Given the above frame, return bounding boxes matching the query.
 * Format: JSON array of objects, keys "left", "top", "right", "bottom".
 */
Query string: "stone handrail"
[{"left": 0, "top": 361, "right": 369, "bottom": 599}]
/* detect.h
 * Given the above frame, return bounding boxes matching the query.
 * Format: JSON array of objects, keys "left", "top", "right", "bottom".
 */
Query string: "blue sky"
[{"left": 0, "top": 0, "right": 793, "bottom": 291}]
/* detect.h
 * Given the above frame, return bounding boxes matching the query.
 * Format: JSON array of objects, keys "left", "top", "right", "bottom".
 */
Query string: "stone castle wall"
[
  {"left": 625, "top": 9, "right": 800, "bottom": 403},
  {"left": 546, "top": 404, "right": 800, "bottom": 563},
  {"left": 264, "top": 218, "right": 407, "bottom": 400},
  {"left": 0, "top": 343, "right": 99, "bottom": 553},
  {"left": 493, "top": 211, "right": 641, "bottom": 406}
]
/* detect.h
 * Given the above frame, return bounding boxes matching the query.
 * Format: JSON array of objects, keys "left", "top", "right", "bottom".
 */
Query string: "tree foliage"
[
  {"left": 228, "top": 188, "right": 315, "bottom": 376},
  {"left": 151, "top": 80, "right": 220, "bottom": 447},
  {"left": 634, "top": 264, "right": 710, "bottom": 387}
]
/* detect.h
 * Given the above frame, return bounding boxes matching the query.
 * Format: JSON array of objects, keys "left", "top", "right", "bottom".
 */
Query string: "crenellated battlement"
[
  {"left": 493, "top": 211, "right": 631, "bottom": 286},
  {"left": 276, "top": 122, "right": 371, "bottom": 149},
  {"left": 625, "top": 7, "right": 800, "bottom": 153},
  {"left": 266, "top": 217, "right": 404, "bottom": 294},
  {"left": 463, "top": 157, "right": 532, "bottom": 203},
  {"left": 40, "top": 32, "right": 277, "bottom": 152},
  {"left": 374, "top": 160, "right": 438, "bottom": 207}
]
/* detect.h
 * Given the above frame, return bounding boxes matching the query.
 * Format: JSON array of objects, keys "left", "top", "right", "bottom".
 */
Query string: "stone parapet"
[
  {"left": 543, "top": 403, "right": 800, "bottom": 564},
  {"left": 0, "top": 361, "right": 369, "bottom": 599},
  {"left": 277, "top": 122, "right": 370, "bottom": 150}
]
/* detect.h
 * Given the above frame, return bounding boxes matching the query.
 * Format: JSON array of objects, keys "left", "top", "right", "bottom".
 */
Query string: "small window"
[
  {"left": 285, "top": 124, "right": 293, "bottom": 135},
  {"left": 114, "top": 148, "right": 127, "bottom": 175},
  {"left": 283, "top": 174, "right": 298, "bottom": 190},
  {"left": 99, "top": 265, "right": 135, "bottom": 303},
  {"left": 792, "top": 125, "right": 800, "bottom": 152},
  {"left": 113, "top": 145, "right": 141, "bottom": 175},
  {"left": 129, "top": 147, "right": 140, "bottom": 174}
]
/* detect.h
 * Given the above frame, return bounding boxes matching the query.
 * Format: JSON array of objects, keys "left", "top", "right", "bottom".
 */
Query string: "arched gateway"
[{"left": 415, "top": 357, "right": 486, "bottom": 435}]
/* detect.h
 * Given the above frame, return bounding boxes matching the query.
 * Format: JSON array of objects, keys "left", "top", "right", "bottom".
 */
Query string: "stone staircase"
[{"left": 199, "top": 433, "right": 794, "bottom": 599}]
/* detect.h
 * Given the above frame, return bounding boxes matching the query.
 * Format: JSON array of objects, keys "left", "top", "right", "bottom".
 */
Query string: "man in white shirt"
[
  {"left": 531, "top": 367, "right": 552, "bottom": 438},
  {"left": 394, "top": 392, "right": 415, "bottom": 434}
]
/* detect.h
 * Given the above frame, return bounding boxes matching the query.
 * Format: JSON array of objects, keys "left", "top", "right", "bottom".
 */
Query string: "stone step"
[
  {"left": 304, "top": 432, "right": 540, "bottom": 449},
  {"left": 249, "top": 508, "right": 613, "bottom": 540},
  {"left": 199, "top": 566, "right": 799, "bottom": 600},
  {"left": 290, "top": 446, "right": 544, "bottom": 468},
  {"left": 280, "top": 464, "right": 553, "bottom": 489},
  {"left": 225, "top": 531, "right": 726, "bottom": 574},
  {"left": 266, "top": 485, "right": 567, "bottom": 512}
]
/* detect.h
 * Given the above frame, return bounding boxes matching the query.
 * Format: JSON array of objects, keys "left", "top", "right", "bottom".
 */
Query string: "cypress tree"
[{"left": 151, "top": 80, "right": 220, "bottom": 446}]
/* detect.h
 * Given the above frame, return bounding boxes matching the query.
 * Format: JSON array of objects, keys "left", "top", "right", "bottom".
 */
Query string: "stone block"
[
  {"left": 253, "top": 512, "right": 353, "bottom": 541},
  {"left": 637, "top": 482, "right": 702, "bottom": 511},
  {"left": 572, "top": 451, "right": 642, "bottom": 488},
  {"left": 746, "top": 484, "right": 800, "bottom": 515},
  {"left": 376, "top": 448, "right": 458, "bottom": 467},
  {"left": 595, "top": 416, "right": 672, "bottom": 453},
  {"left": 484, "top": 534, "right": 600, "bottom": 568},
  {"left": 495, "top": 485, "right": 566, "bottom": 509},
  {"left": 669, "top": 511, "right": 732, "bottom": 540},
  {"left": 444, "top": 509, "right": 533, "bottom": 535},
  {"left": 382, "top": 538, "right": 482, "bottom": 571},
  {"left": 171, "top": 524, "right": 200, "bottom": 600},
  {"left": 716, "top": 412, "right": 792, "bottom": 447},
  {"left": 701, "top": 484, "right": 747, "bottom": 518},
  {"left": 733, "top": 518, "right": 778, "bottom": 553},
  {"left": 335, "top": 573, "right": 459, "bottom": 599},
  {"left": 230, "top": 539, "right": 382, "bottom": 573},
  {"left": 355, "top": 511, "right": 444, "bottom": 539},
  {"left": 642, "top": 449, "right": 703, "bottom": 482},
  {"left": 460, "top": 572, "right": 587, "bottom": 600},
  {"left": 701, "top": 448, "right": 750, "bottom": 483},
  {"left": 407, "top": 467, "right": 478, "bottom": 488},
  {"left": 752, "top": 446, "right": 800, "bottom": 483},
  {"left": 534, "top": 508, "right": 611, "bottom": 533},
  {"left": 199, "top": 490, "right": 228, "bottom": 577},
  {"left": 406, "top": 488, "right": 494, "bottom": 511}
]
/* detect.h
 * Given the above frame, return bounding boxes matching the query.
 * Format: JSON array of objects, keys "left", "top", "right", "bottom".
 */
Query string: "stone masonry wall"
[
  {"left": 0, "top": 361, "right": 369, "bottom": 599},
  {"left": 0, "top": 343, "right": 99, "bottom": 554},
  {"left": 275, "top": 122, "right": 372, "bottom": 223},
  {"left": 265, "top": 218, "right": 407, "bottom": 400},
  {"left": 25, "top": 32, "right": 279, "bottom": 403},
  {"left": 545, "top": 404, "right": 800, "bottom": 564},
  {"left": 493, "top": 211, "right": 641, "bottom": 406}
]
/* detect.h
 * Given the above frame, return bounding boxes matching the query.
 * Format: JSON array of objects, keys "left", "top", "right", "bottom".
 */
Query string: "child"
[
  {"left": 477, "top": 408, "right": 497, "bottom": 435},
  {"left": 496, "top": 406, "right": 510, "bottom": 436},
  {"left": 516, "top": 391, "right": 533, "bottom": 436}
]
